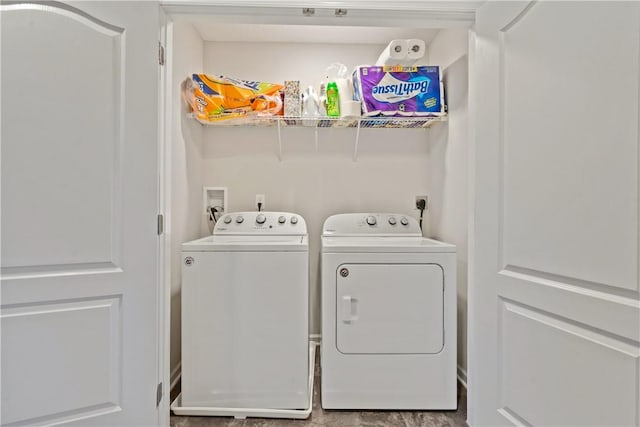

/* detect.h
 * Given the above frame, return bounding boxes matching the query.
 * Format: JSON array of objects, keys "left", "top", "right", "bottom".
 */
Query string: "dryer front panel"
[{"left": 336, "top": 263, "right": 444, "bottom": 354}]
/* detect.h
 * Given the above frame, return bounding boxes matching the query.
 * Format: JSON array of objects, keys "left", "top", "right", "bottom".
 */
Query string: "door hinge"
[
  {"left": 158, "top": 42, "right": 165, "bottom": 66},
  {"left": 157, "top": 214, "right": 164, "bottom": 235},
  {"left": 156, "top": 382, "right": 163, "bottom": 407}
]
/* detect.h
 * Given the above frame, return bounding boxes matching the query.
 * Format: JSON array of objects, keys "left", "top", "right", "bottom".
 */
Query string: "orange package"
[{"left": 185, "top": 74, "right": 283, "bottom": 122}]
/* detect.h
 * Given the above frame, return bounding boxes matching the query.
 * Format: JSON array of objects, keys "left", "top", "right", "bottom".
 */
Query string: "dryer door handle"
[{"left": 341, "top": 295, "right": 358, "bottom": 323}]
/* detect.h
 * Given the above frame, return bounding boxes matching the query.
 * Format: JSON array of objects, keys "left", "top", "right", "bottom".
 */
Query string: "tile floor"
[{"left": 170, "top": 353, "right": 467, "bottom": 427}]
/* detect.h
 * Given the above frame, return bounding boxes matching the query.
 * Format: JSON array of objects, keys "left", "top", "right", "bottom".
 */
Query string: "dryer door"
[{"left": 336, "top": 263, "right": 444, "bottom": 354}]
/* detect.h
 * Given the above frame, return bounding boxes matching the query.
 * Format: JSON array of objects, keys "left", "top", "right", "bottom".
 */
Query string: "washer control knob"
[
  {"left": 366, "top": 216, "right": 377, "bottom": 226},
  {"left": 236, "top": 215, "right": 244, "bottom": 224},
  {"left": 290, "top": 216, "right": 298, "bottom": 225},
  {"left": 278, "top": 215, "right": 286, "bottom": 224},
  {"left": 223, "top": 216, "right": 232, "bottom": 224},
  {"left": 388, "top": 216, "right": 397, "bottom": 225},
  {"left": 400, "top": 217, "right": 409, "bottom": 226},
  {"left": 256, "top": 214, "right": 266, "bottom": 224}
]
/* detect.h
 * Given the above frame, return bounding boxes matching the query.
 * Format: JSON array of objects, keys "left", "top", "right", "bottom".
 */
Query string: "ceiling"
[{"left": 192, "top": 22, "right": 440, "bottom": 45}]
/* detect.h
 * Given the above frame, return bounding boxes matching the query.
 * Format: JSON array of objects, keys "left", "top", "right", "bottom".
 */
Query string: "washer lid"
[
  {"left": 214, "top": 212, "right": 307, "bottom": 236},
  {"left": 322, "top": 236, "right": 455, "bottom": 253},
  {"left": 322, "top": 213, "right": 422, "bottom": 237},
  {"left": 182, "top": 235, "right": 309, "bottom": 252}
]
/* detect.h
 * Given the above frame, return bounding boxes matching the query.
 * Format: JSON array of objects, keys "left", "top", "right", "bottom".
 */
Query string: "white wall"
[
  {"left": 170, "top": 22, "right": 204, "bottom": 379},
  {"left": 426, "top": 28, "right": 469, "bottom": 379},
  {"left": 204, "top": 41, "right": 384, "bottom": 95},
  {"left": 201, "top": 41, "right": 434, "bottom": 334}
]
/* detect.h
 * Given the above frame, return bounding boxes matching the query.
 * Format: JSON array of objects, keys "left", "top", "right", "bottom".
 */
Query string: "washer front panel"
[
  {"left": 182, "top": 250, "right": 309, "bottom": 409},
  {"left": 320, "top": 250, "right": 457, "bottom": 410},
  {"left": 336, "top": 263, "right": 444, "bottom": 354}
]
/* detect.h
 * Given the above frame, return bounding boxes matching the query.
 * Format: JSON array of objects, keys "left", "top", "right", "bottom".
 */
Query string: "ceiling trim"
[
  {"left": 192, "top": 23, "right": 441, "bottom": 44},
  {"left": 161, "top": 0, "right": 482, "bottom": 12},
  {"left": 162, "top": 1, "right": 479, "bottom": 28}
]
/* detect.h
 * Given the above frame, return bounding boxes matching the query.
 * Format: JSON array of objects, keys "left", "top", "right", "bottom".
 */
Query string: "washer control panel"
[
  {"left": 322, "top": 213, "right": 421, "bottom": 237},
  {"left": 214, "top": 212, "right": 307, "bottom": 235}
]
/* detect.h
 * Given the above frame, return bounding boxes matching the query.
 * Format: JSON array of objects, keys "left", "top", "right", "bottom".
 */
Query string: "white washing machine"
[
  {"left": 321, "top": 213, "right": 457, "bottom": 410},
  {"left": 181, "top": 212, "right": 309, "bottom": 412}
]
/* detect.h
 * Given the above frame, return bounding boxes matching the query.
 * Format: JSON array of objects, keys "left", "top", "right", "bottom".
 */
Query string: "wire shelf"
[
  {"left": 189, "top": 113, "right": 447, "bottom": 162},
  {"left": 190, "top": 114, "right": 447, "bottom": 129}
]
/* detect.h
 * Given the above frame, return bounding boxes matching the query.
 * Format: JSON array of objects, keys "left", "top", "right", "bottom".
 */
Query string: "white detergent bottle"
[
  {"left": 302, "top": 86, "right": 320, "bottom": 117},
  {"left": 318, "top": 82, "right": 327, "bottom": 116}
]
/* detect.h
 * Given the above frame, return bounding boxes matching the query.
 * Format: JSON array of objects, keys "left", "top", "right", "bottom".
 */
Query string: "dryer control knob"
[
  {"left": 256, "top": 214, "right": 266, "bottom": 224},
  {"left": 366, "top": 216, "right": 377, "bottom": 226},
  {"left": 223, "top": 216, "right": 232, "bottom": 224},
  {"left": 278, "top": 216, "right": 286, "bottom": 224},
  {"left": 236, "top": 215, "right": 244, "bottom": 224},
  {"left": 290, "top": 216, "right": 299, "bottom": 225},
  {"left": 400, "top": 217, "right": 409, "bottom": 226},
  {"left": 388, "top": 216, "right": 397, "bottom": 225}
]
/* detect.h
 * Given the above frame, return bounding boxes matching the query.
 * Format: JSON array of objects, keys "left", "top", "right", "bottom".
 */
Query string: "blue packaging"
[{"left": 353, "top": 65, "right": 445, "bottom": 117}]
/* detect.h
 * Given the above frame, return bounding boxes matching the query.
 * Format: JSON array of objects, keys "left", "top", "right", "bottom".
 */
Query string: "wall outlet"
[
  {"left": 415, "top": 195, "right": 428, "bottom": 210},
  {"left": 256, "top": 194, "right": 265, "bottom": 210}
]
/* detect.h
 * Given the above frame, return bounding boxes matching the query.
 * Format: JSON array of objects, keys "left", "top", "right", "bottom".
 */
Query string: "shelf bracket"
[
  {"left": 352, "top": 120, "right": 361, "bottom": 162},
  {"left": 277, "top": 119, "right": 282, "bottom": 161}
]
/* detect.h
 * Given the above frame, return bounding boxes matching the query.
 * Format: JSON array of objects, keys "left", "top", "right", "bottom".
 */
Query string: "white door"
[
  {"left": 1, "top": 2, "right": 161, "bottom": 426},
  {"left": 469, "top": 2, "right": 640, "bottom": 426},
  {"left": 336, "top": 263, "right": 443, "bottom": 354}
]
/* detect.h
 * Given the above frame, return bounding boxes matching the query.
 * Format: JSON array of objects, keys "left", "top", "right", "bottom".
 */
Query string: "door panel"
[
  {"left": 500, "top": 299, "right": 638, "bottom": 427},
  {"left": 1, "top": 2, "right": 123, "bottom": 270},
  {"left": 500, "top": 2, "right": 638, "bottom": 291},
  {"left": 470, "top": 2, "right": 640, "bottom": 426},
  {"left": 336, "top": 264, "right": 443, "bottom": 354},
  {"left": 1, "top": 2, "right": 160, "bottom": 426},
  {"left": 2, "top": 298, "right": 121, "bottom": 425}
]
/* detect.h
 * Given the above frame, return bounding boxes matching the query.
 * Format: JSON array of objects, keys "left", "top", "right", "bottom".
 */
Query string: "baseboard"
[
  {"left": 457, "top": 365, "right": 467, "bottom": 389},
  {"left": 170, "top": 362, "right": 182, "bottom": 392}
]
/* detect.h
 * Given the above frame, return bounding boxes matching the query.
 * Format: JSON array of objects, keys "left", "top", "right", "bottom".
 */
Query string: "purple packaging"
[{"left": 354, "top": 65, "right": 445, "bottom": 117}]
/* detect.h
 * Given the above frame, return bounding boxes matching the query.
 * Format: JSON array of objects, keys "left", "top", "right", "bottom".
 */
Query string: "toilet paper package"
[{"left": 353, "top": 65, "right": 445, "bottom": 117}]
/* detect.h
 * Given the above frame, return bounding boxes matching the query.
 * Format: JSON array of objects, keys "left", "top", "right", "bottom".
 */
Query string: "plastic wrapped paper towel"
[
  {"left": 335, "top": 78, "right": 354, "bottom": 117},
  {"left": 406, "top": 39, "right": 426, "bottom": 64},
  {"left": 376, "top": 40, "right": 408, "bottom": 66},
  {"left": 376, "top": 39, "right": 426, "bottom": 66}
]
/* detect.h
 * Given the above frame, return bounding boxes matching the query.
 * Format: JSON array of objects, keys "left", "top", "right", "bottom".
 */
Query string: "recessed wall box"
[{"left": 203, "top": 186, "right": 228, "bottom": 215}]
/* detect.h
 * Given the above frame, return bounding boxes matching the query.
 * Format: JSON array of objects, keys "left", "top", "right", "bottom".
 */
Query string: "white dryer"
[
  {"left": 321, "top": 213, "right": 456, "bottom": 410},
  {"left": 181, "top": 212, "right": 309, "bottom": 412}
]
